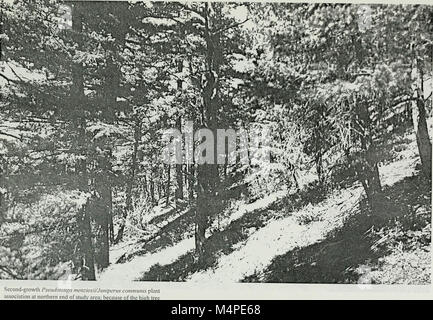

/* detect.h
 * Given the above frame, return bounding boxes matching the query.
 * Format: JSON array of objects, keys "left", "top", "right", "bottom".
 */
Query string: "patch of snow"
[
  {"left": 187, "top": 187, "right": 364, "bottom": 283},
  {"left": 99, "top": 237, "right": 195, "bottom": 282},
  {"left": 380, "top": 133, "right": 418, "bottom": 187},
  {"left": 141, "top": 204, "right": 174, "bottom": 225},
  {"left": 100, "top": 129, "right": 421, "bottom": 282},
  {"left": 187, "top": 148, "right": 418, "bottom": 283},
  {"left": 108, "top": 239, "right": 140, "bottom": 265},
  {"left": 380, "top": 157, "right": 418, "bottom": 187},
  {"left": 223, "top": 190, "right": 285, "bottom": 227}
]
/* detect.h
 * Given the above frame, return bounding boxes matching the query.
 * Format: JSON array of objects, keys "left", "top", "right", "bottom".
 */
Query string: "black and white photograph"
[{"left": 0, "top": 0, "right": 432, "bottom": 289}]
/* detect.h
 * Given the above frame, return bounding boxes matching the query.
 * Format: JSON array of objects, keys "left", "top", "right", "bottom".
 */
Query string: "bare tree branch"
[{"left": 213, "top": 18, "right": 251, "bottom": 35}]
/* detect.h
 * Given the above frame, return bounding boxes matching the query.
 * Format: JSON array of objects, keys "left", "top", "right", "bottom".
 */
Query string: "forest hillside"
[{"left": 0, "top": 1, "right": 432, "bottom": 284}]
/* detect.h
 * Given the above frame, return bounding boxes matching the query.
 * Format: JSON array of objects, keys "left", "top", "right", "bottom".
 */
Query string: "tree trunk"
[
  {"left": 93, "top": 10, "right": 128, "bottom": 267},
  {"left": 0, "top": 159, "right": 6, "bottom": 226},
  {"left": 414, "top": 97, "right": 432, "bottom": 179},
  {"left": 412, "top": 66, "right": 432, "bottom": 179},
  {"left": 175, "top": 59, "right": 184, "bottom": 202},
  {"left": 150, "top": 174, "right": 155, "bottom": 205},
  {"left": 165, "top": 164, "right": 171, "bottom": 206},
  {"left": 353, "top": 100, "right": 383, "bottom": 212},
  {"left": 116, "top": 118, "right": 141, "bottom": 243},
  {"left": 78, "top": 198, "right": 96, "bottom": 281},
  {"left": 315, "top": 152, "right": 325, "bottom": 186},
  {"left": 94, "top": 155, "right": 112, "bottom": 270},
  {"left": 0, "top": 193, "right": 4, "bottom": 226},
  {"left": 109, "top": 207, "right": 115, "bottom": 244},
  {"left": 175, "top": 117, "right": 184, "bottom": 202},
  {"left": 188, "top": 164, "right": 194, "bottom": 201},
  {"left": 142, "top": 174, "right": 148, "bottom": 200},
  {"left": 356, "top": 150, "right": 383, "bottom": 211},
  {"left": 314, "top": 124, "right": 325, "bottom": 186},
  {"left": 158, "top": 172, "right": 162, "bottom": 201},
  {"left": 72, "top": 3, "right": 95, "bottom": 280},
  {"left": 194, "top": 3, "right": 222, "bottom": 257}
]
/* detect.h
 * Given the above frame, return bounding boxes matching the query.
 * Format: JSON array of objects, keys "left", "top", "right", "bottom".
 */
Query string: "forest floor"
[{"left": 99, "top": 126, "right": 431, "bottom": 284}]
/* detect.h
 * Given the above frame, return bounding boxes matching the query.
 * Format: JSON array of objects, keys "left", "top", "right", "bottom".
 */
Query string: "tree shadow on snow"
[
  {"left": 137, "top": 182, "right": 350, "bottom": 281},
  {"left": 242, "top": 173, "right": 431, "bottom": 283}
]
